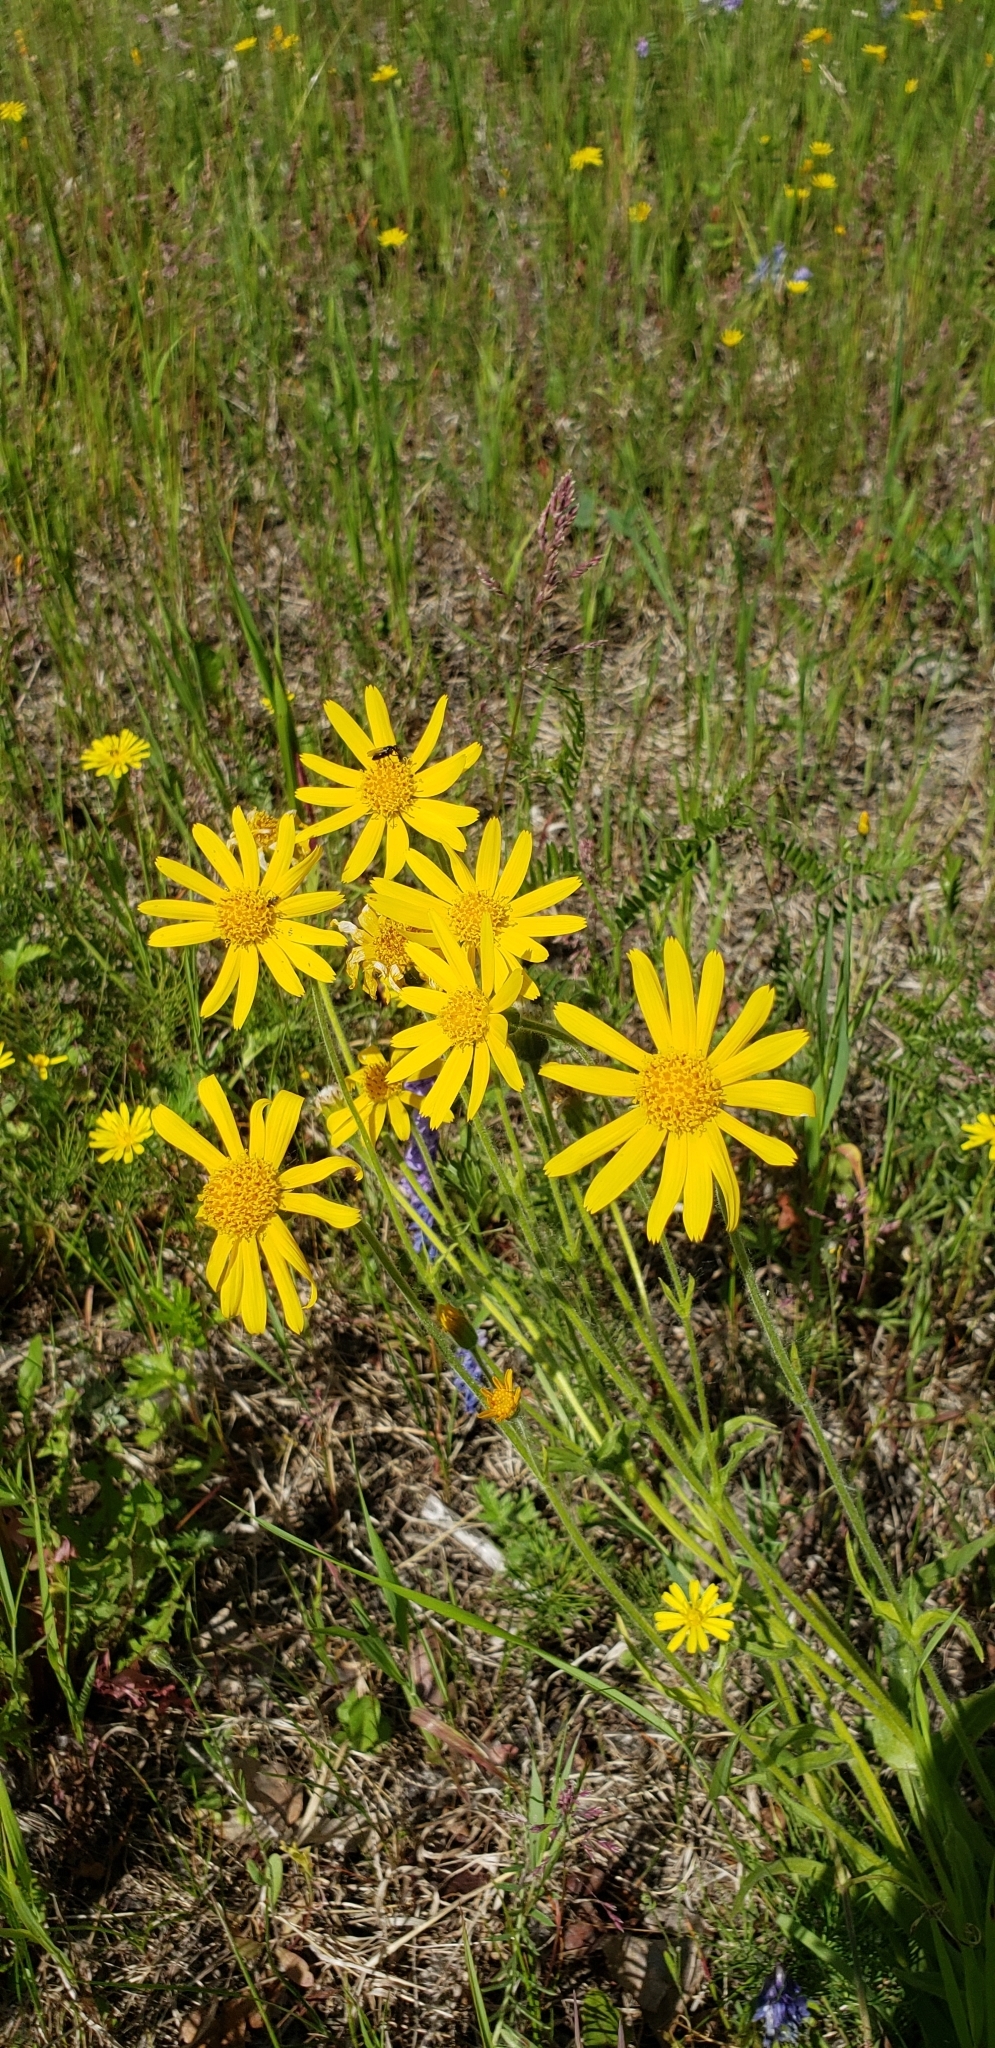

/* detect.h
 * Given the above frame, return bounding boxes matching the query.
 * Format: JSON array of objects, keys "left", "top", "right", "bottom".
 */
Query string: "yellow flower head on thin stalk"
[
  {"left": 139, "top": 808, "right": 345, "bottom": 1029},
  {"left": 28, "top": 1052, "right": 68, "bottom": 1081},
  {"left": 0, "top": 102, "right": 27, "bottom": 123},
  {"left": 811, "top": 141, "right": 833, "bottom": 156},
  {"left": 480, "top": 1369, "right": 522, "bottom": 1421},
  {"left": 542, "top": 938, "right": 815, "bottom": 1241},
  {"left": 80, "top": 729, "right": 151, "bottom": 780},
  {"left": 720, "top": 328, "right": 744, "bottom": 348},
  {"left": 0, "top": 1042, "right": 14, "bottom": 1072},
  {"left": 629, "top": 201, "right": 652, "bottom": 223},
  {"left": 961, "top": 1114, "right": 995, "bottom": 1161},
  {"left": 341, "top": 901, "right": 415, "bottom": 1003},
  {"left": 371, "top": 62, "right": 398, "bottom": 82},
  {"left": 296, "top": 687, "right": 481, "bottom": 883},
  {"left": 654, "top": 1579, "right": 735, "bottom": 1654},
  {"left": 570, "top": 146, "right": 603, "bottom": 170},
  {"left": 151, "top": 1077, "right": 360, "bottom": 1336},
  {"left": 389, "top": 917, "right": 525, "bottom": 1128},
  {"left": 324, "top": 1050, "right": 422, "bottom": 1149},
  {"left": 89, "top": 1103, "right": 155, "bottom": 1164},
  {"left": 378, "top": 226, "right": 408, "bottom": 247},
  {"left": 371, "top": 818, "right": 585, "bottom": 998}
]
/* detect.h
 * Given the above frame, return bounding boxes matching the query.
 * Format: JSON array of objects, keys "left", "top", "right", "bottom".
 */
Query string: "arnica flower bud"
[{"left": 437, "top": 1303, "right": 478, "bottom": 1350}]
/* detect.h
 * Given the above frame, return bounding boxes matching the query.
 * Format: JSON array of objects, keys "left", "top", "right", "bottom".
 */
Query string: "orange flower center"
[
  {"left": 200, "top": 1157, "right": 281, "bottom": 1239},
  {"left": 362, "top": 753, "right": 417, "bottom": 819},
  {"left": 449, "top": 892, "right": 510, "bottom": 946},
  {"left": 359, "top": 1057, "right": 395, "bottom": 1103},
  {"left": 638, "top": 1051, "right": 722, "bottom": 1135},
  {"left": 217, "top": 889, "right": 279, "bottom": 947},
  {"left": 440, "top": 989, "right": 492, "bottom": 1046}
]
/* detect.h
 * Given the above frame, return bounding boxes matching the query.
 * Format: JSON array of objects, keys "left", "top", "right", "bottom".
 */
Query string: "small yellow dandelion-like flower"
[
  {"left": 786, "top": 277, "right": 810, "bottom": 293},
  {"left": 152, "top": 1077, "right": 360, "bottom": 1336},
  {"left": 14, "top": 30, "right": 29, "bottom": 57},
  {"left": 812, "top": 172, "right": 836, "bottom": 189},
  {"left": 654, "top": 1579, "right": 735, "bottom": 1655},
  {"left": 801, "top": 57, "right": 812, "bottom": 70},
  {"left": 80, "top": 729, "right": 151, "bottom": 781},
  {"left": 480, "top": 1369, "right": 522, "bottom": 1422},
  {"left": 324, "top": 1050, "right": 421, "bottom": 1150},
  {"left": 89, "top": 1103, "right": 155, "bottom": 1165},
  {"left": 857, "top": 810, "right": 871, "bottom": 836},
  {"left": 801, "top": 157, "right": 814, "bottom": 172},
  {"left": 905, "top": 75, "right": 919, "bottom": 90},
  {"left": 628, "top": 200, "right": 652, "bottom": 223},
  {"left": 371, "top": 63, "right": 398, "bottom": 82},
  {"left": 962, "top": 1114, "right": 995, "bottom": 1160},
  {"left": 233, "top": 35, "right": 257, "bottom": 51},
  {"left": 140, "top": 808, "right": 345, "bottom": 1029},
  {"left": 378, "top": 226, "right": 408, "bottom": 247},
  {"left": 130, "top": 46, "right": 142, "bottom": 65},
  {"left": 987, "top": 51, "right": 994, "bottom": 66},
  {"left": 759, "top": 133, "right": 771, "bottom": 143},
  {"left": 296, "top": 687, "right": 481, "bottom": 883},
  {"left": 835, "top": 222, "right": 848, "bottom": 234},
  {"left": 784, "top": 186, "right": 797, "bottom": 198},
  {"left": 570, "top": 146, "right": 603, "bottom": 171},
  {"left": 0, "top": 1042, "right": 15, "bottom": 1072},
  {"left": 811, "top": 141, "right": 833, "bottom": 155},
  {"left": 542, "top": 937, "right": 814, "bottom": 1242},
  {"left": 801, "top": 25, "right": 831, "bottom": 41},
  {"left": 863, "top": 42, "right": 887, "bottom": 58},
  {"left": 720, "top": 328, "right": 744, "bottom": 347},
  {"left": 28, "top": 1052, "right": 69, "bottom": 1082},
  {"left": 0, "top": 102, "right": 27, "bottom": 122}
]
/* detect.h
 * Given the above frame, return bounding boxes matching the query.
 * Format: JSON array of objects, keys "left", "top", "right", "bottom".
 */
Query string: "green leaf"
[
  {"left": 336, "top": 1687, "right": 391, "bottom": 1752},
  {"left": 16, "top": 1338, "right": 43, "bottom": 1425}
]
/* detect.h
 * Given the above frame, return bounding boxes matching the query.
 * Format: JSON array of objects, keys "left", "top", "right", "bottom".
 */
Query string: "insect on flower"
[
  {"left": 80, "top": 729, "right": 151, "bottom": 780},
  {"left": 542, "top": 937, "right": 814, "bottom": 1241},
  {"left": 296, "top": 687, "right": 481, "bottom": 883},
  {"left": 139, "top": 808, "right": 345, "bottom": 1029},
  {"left": 89, "top": 1103, "right": 155, "bottom": 1165},
  {"left": 654, "top": 1578, "right": 735, "bottom": 1653},
  {"left": 152, "top": 1077, "right": 360, "bottom": 1336}
]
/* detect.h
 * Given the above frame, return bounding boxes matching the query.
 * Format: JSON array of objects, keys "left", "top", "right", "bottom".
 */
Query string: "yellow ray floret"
[
  {"left": 324, "top": 1049, "right": 422, "bottom": 1149},
  {"left": 370, "top": 817, "right": 585, "bottom": 997},
  {"left": 389, "top": 916, "right": 525, "bottom": 1128},
  {"left": 654, "top": 1579, "right": 735, "bottom": 1655},
  {"left": 0, "top": 1042, "right": 14, "bottom": 1072},
  {"left": 541, "top": 937, "right": 814, "bottom": 1241},
  {"left": 89, "top": 1102, "right": 155, "bottom": 1164},
  {"left": 961, "top": 1113, "right": 995, "bottom": 1161},
  {"left": 139, "top": 808, "right": 345, "bottom": 1029},
  {"left": 295, "top": 687, "right": 481, "bottom": 883},
  {"left": 151, "top": 1077, "right": 361, "bottom": 1336}
]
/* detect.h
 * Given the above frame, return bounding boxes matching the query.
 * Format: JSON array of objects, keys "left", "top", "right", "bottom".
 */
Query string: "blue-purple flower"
[
  {"left": 636, "top": 35, "right": 650, "bottom": 55},
  {"left": 753, "top": 1966, "right": 808, "bottom": 2044},
  {"left": 750, "top": 242, "right": 786, "bottom": 286},
  {"left": 398, "top": 1086, "right": 441, "bottom": 1259}
]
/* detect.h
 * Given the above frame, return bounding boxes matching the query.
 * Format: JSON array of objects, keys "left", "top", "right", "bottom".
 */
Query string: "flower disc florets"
[
  {"left": 639, "top": 1051, "right": 723, "bottom": 1134},
  {"left": 440, "top": 989, "right": 492, "bottom": 1045},
  {"left": 450, "top": 892, "right": 511, "bottom": 945},
  {"left": 217, "top": 890, "right": 280, "bottom": 947},
  {"left": 200, "top": 1157, "right": 281, "bottom": 1238},
  {"left": 362, "top": 754, "right": 417, "bottom": 818}
]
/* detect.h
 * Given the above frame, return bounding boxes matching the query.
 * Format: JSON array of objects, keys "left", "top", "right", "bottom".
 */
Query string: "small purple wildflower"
[
  {"left": 750, "top": 242, "right": 786, "bottom": 286},
  {"left": 636, "top": 35, "right": 650, "bottom": 55},
  {"left": 720, "top": 0, "right": 744, "bottom": 12},
  {"left": 792, "top": 266, "right": 812, "bottom": 283},
  {"left": 753, "top": 1967, "right": 809, "bottom": 2044},
  {"left": 452, "top": 1345, "right": 485, "bottom": 1415},
  {"left": 399, "top": 1085, "right": 441, "bottom": 1260}
]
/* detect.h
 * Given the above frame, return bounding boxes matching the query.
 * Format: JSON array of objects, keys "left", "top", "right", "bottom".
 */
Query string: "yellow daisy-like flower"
[
  {"left": 961, "top": 1113, "right": 995, "bottom": 1160},
  {"left": 151, "top": 1077, "right": 360, "bottom": 1336},
  {"left": 371, "top": 63, "right": 398, "bottom": 82},
  {"left": 342, "top": 902, "right": 414, "bottom": 1003},
  {"left": 390, "top": 918, "right": 525, "bottom": 1128},
  {"left": 378, "top": 226, "right": 408, "bottom": 247},
  {"left": 371, "top": 819, "right": 585, "bottom": 998},
  {"left": 811, "top": 172, "right": 836, "bottom": 189},
  {"left": 811, "top": 141, "right": 833, "bottom": 155},
  {"left": 570, "top": 146, "right": 603, "bottom": 170},
  {"left": 28, "top": 1052, "right": 69, "bottom": 1081},
  {"left": 480, "top": 1369, "right": 522, "bottom": 1421},
  {"left": 720, "top": 328, "right": 744, "bottom": 348},
  {"left": 905, "top": 76, "right": 919, "bottom": 90},
  {"left": 628, "top": 200, "right": 652, "bottom": 223},
  {"left": 139, "top": 809, "right": 344, "bottom": 1030},
  {"left": 801, "top": 25, "right": 831, "bottom": 41},
  {"left": 863, "top": 42, "right": 887, "bottom": 58},
  {"left": 80, "top": 729, "right": 151, "bottom": 780},
  {"left": 542, "top": 938, "right": 814, "bottom": 1241},
  {"left": 324, "top": 1050, "right": 420, "bottom": 1149},
  {"left": 233, "top": 35, "right": 257, "bottom": 51},
  {"left": 0, "top": 102, "right": 27, "bottom": 123},
  {"left": 89, "top": 1103, "right": 155, "bottom": 1165},
  {"left": 786, "top": 277, "right": 810, "bottom": 294},
  {"left": 296, "top": 687, "right": 481, "bottom": 883},
  {"left": 654, "top": 1579, "right": 735, "bottom": 1655},
  {"left": 0, "top": 1042, "right": 15, "bottom": 1072}
]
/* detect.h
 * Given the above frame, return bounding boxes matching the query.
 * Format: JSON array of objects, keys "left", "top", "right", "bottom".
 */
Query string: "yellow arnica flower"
[
  {"left": 28, "top": 1052, "right": 68, "bottom": 1081},
  {"left": 863, "top": 43, "right": 887, "bottom": 58},
  {"left": 720, "top": 328, "right": 744, "bottom": 348},
  {"left": 342, "top": 902, "right": 414, "bottom": 1002},
  {"left": 786, "top": 278, "right": 810, "bottom": 294},
  {"left": 570, "top": 146, "right": 603, "bottom": 170},
  {"left": 654, "top": 1579, "right": 735, "bottom": 1654},
  {"left": 296, "top": 687, "right": 481, "bottom": 883},
  {"left": 379, "top": 226, "right": 408, "bottom": 247},
  {"left": 801, "top": 25, "right": 831, "bottom": 41},
  {"left": 961, "top": 1114, "right": 995, "bottom": 1160},
  {"left": 857, "top": 810, "right": 871, "bottom": 836},
  {"left": 542, "top": 938, "right": 815, "bottom": 1241},
  {"left": 905, "top": 76, "right": 919, "bottom": 91},
  {"left": 151, "top": 1077, "right": 360, "bottom": 1336},
  {"left": 0, "top": 103, "right": 27, "bottom": 123},
  {"left": 480, "top": 1369, "right": 522, "bottom": 1421},
  {"left": 371, "top": 819, "right": 585, "bottom": 998},
  {"left": 80, "top": 729, "right": 151, "bottom": 780},
  {"left": 811, "top": 141, "right": 833, "bottom": 155},
  {"left": 233, "top": 36, "right": 257, "bottom": 51},
  {"left": 811, "top": 172, "right": 836, "bottom": 189},
  {"left": 371, "top": 63, "right": 398, "bottom": 82},
  {"left": 629, "top": 200, "right": 652, "bottom": 223},
  {"left": 324, "top": 1050, "right": 420, "bottom": 1149},
  {"left": 140, "top": 809, "right": 344, "bottom": 1029},
  {"left": 0, "top": 1042, "right": 15, "bottom": 1072},
  {"left": 89, "top": 1103, "right": 155, "bottom": 1165},
  {"left": 390, "top": 918, "right": 524, "bottom": 1128}
]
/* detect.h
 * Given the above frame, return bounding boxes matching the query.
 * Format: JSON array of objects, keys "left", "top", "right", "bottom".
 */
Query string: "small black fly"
[{"left": 370, "top": 743, "right": 400, "bottom": 760}]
